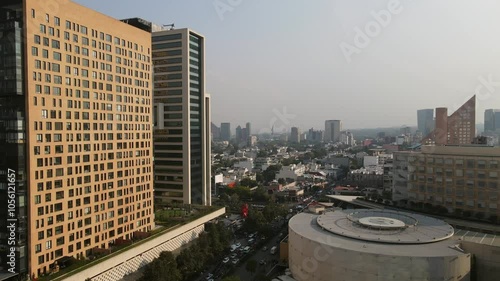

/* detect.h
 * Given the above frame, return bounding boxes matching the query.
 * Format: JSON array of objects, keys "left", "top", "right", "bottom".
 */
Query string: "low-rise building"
[
  {"left": 233, "top": 157, "right": 254, "bottom": 171},
  {"left": 346, "top": 166, "right": 384, "bottom": 188},
  {"left": 393, "top": 145, "right": 500, "bottom": 218},
  {"left": 383, "top": 158, "right": 394, "bottom": 193},
  {"left": 276, "top": 164, "right": 306, "bottom": 181},
  {"left": 363, "top": 155, "right": 379, "bottom": 167}
]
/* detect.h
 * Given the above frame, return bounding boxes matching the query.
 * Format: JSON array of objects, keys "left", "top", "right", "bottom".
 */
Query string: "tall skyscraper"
[
  {"left": 245, "top": 122, "right": 251, "bottom": 137},
  {"left": 220, "top": 122, "right": 230, "bottom": 141},
  {"left": 211, "top": 122, "right": 221, "bottom": 140},
  {"left": 484, "top": 109, "right": 500, "bottom": 133},
  {"left": 0, "top": 1, "right": 155, "bottom": 277},
  {"left": 307, "top": 128, "right": 323, "bottom": 143},
  {"left": 124, "top": 20, "right": 211, "bottom": 206},
  {"left": 422, "top": 95, "right": 476, "bottom": 145},
  {"left": 417, "top": 109, "right": 434, "bottom": 136},
  {"left": 235, "top": 125, "right": 242, "bottom": 143},
  {"left": 325, "top": 120, "right": 342, "bottom": 142},
  {"left": 290, "top": 127, "right": 300, "bottom": 143}
]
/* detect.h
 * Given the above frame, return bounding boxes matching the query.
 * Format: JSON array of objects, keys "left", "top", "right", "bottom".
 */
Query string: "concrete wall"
[
  {"left": 363, "top": 156, "right": 379, "bottom": 167},
  {"left": 288, "top": 228, "right": 471, "bottom": 281},
  {"left": 461, "top": 240, "right": 500, "bottom": 281},
  {"left": 57, "top": 208, "right": 225, "bottom": 281},
  {"left": 280, "top": 241, "right": 289, "bottom": 263}
]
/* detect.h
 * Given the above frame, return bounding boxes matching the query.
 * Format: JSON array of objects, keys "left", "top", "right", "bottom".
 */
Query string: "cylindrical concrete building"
[{"left": 288, "top": 209, "right": 470, "bottom": 281}]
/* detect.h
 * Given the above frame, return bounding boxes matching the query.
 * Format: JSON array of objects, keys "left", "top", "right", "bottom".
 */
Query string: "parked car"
[
  {"left": 222, "top": 257, "right": 230, "bottom": 264},
  {"left": 270, "top": 246, "right": 277, "bottom": 254},
  {"left": 230, "top": 253, "right": 237, "bottom": 259},
  {"left": 232, "top": 258, "right": 239, "bottom": 265},
  {"left": 262, "top": 246, "right": 268, "bottom": 251}
]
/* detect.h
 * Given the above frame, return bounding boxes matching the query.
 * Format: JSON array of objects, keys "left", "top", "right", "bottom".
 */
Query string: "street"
[
  {"left": 196, "top": 219, "right": 287, "bottom": 281},
  {"left": 231, "top": 234, "right": 284, "bottom": 281}
]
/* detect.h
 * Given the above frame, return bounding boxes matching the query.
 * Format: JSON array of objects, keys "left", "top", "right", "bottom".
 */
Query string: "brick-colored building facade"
[
  {"left": 422, "top": 95, "right": 476, "bottom": 145},
  {"left": 0, "top": 0, "right": 155, "bottom": 277}
]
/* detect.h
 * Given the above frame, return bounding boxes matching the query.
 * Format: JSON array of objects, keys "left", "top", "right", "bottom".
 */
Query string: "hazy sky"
[{"left": 76, "top": 0, "right": 500, "bottom": 133}]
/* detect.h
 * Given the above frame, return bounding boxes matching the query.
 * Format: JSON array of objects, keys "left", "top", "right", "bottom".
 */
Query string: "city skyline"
[
  {"left": 75, "top": 0, "right": 500, "bottom": 131},
  {"left": 1, "top": 1, "right": 497, "bottom": 280}
]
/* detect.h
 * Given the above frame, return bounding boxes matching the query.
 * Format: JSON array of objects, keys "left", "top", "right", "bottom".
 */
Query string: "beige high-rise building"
[
  {"left": 393, "top": 145, "right": 500, "bottom": 218},
  {"left": 0, "top": 0, "right": 155, "bottom": 278}
]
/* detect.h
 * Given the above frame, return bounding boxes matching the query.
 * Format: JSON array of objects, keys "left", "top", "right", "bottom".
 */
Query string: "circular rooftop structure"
[
  {"left": 288, "top": 210, "right": 470, "bottom": 281},
  {"left": 316, "top": 209, "right": 454, "bottom": 244},
  {"left": 357, "top": 217, "right": 405, "bottom": 229}
]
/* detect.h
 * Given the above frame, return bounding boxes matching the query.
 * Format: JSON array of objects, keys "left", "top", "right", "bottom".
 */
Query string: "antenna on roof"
[{"left": 162, "top": 23, "right": 175, "bottom": 30}]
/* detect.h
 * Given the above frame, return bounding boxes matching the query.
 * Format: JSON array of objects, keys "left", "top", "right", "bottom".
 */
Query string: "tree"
[
  {"left": 257, "top": 150, "right": 268, "bottom": 157},
  {"left": 230, "top": 193, "right": 240, "bottom": 204},
  {"left": 251, "top": 187, "right": 270, "bottom": 203},
  {"left": 222, "top": 276, "right": 241, "bottom": 281},
  {"left": 246, "top": 259, "right": 257, "bottom": 274},
  {"left": 254, "top": 274, "right": 272, "bottom": 281},
  {"left": 262, "top": 203, "right": 288, "bottom": 223},
  {"left": 240, "top": 178, "right": 258, "bottom": 187},
  {"left": 281, "top": 157, "right": 299, "bottom": 166},
  {"left": 139, "top": 252, "right": 182, "bottom": 281},
  {"left": 244, "top": 209, "right": 267, "bottom": 232},
  {"left": 311, "top": 146, "right": 327, "bottom": 159},
  {"left": 262, "top": 165, "right": 282, "bottom": 182}
]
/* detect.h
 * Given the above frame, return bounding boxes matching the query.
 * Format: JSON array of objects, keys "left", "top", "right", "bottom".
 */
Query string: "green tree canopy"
[
  {"left": 139, "top": 252, "right": 181, "bottom": 281},
  {"left": 239, "top": 178, "right": 258, "bottom": 187},
  {"left": 222, "top": 276, "right": 241, "bottom": 281},
  {"left": 262, "top": 165, "right": 282, "bottom": 182}
]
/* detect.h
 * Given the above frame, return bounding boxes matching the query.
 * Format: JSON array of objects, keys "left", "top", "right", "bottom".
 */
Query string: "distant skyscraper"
[
  {"left": 484, "top": 109, "right": 500, "bottom": 132},
  {"left": 221, "top": 122, "right": 231, "bottom": 141},
  {"left": 241, "top": 128, "right": 249, "bottom": 143},
  {"left": 325, "top": 120, "right": 342, "bottom": 142},
  {"left": 246, "top": 122, "right": 251, "bottom": 137},
  {"left": 235, "top": 125, "right": 242, "bottom": 142},
  {"left": 417, "top": 109, "right": 434, "bottom": 136},
  {"left": 307, "top": 128, "right": 323, "bottom": 143},
  {"left": 290, "top": 127, "right": 300, "bottom": 143},
  {"left": 211, "top": 122, "right": 221, "bottom": 140}
]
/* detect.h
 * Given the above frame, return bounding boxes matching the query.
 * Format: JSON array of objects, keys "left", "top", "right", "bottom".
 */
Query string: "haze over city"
[{"left": 75, "top": 0, "right": 500, "bottom": 131}]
